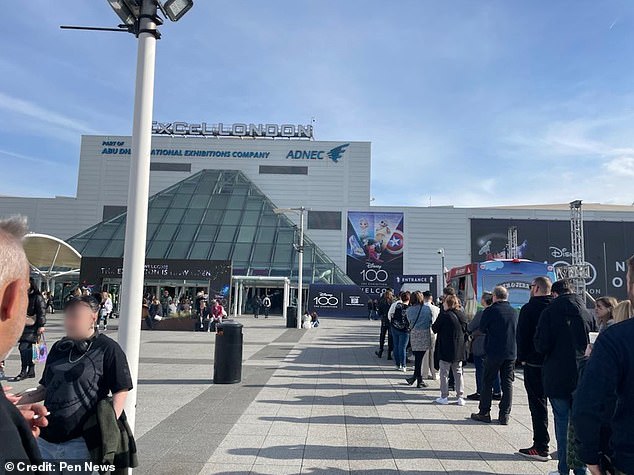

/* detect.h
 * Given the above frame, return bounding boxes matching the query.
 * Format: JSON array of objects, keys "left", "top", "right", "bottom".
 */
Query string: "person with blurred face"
[
  {"left": 17, "top": 295, "right": 133, "bottom": 471},
  {"left": 0, "top": 216, "right": 48, "bottom": 466}
]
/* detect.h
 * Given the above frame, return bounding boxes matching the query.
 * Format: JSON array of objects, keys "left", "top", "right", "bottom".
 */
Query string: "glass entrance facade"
[{"left": 67, "top": 169, "right": 352, "bottom": 285}]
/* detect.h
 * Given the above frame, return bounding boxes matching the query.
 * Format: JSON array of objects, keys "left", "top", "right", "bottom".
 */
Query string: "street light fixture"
[
  {"left": 106, "top": 0, "right": 139, "bottom": 26},
  {"left": 437, "top": 248, "right": 446, "bottom": 297},
  {"left": 162, "top": 0, "right": 194, "bottom": 21},
  {"left": 274, "top": 207, "right": 307, "bottom": 329}
]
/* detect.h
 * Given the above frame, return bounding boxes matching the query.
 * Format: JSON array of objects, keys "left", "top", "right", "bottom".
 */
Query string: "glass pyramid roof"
[{"left": 67, "top": 169, "right": 353, "bottom": 285}]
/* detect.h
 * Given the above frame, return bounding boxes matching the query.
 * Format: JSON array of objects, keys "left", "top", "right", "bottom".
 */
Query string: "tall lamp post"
[
  {"left": 437, "top": 248, "right": 446, "bottom": 297},
  {"left": 274, "top": 207, "right": 307, "bottom": 329},
  {"left": 103, "top": 0, "right": 194, "bottom": 433}
]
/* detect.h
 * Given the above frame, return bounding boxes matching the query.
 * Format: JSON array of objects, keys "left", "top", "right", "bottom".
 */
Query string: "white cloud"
[
  {"left": 0, "top": 149, "right": 65, "bottom": 167},
  {"left": 605, "top": 156, "right": 634, "bottom": 178},
  {"left": 0, "top": 91, "right": 99, "bottom": 136}
]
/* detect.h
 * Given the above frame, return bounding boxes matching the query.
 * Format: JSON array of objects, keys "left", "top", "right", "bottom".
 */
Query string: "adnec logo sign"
[{"left": 286, "top": 144, "right": 349, "bottom": 163}]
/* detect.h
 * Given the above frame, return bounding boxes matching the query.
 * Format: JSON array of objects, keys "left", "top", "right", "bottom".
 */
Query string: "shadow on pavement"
[{"left": 226, "top": 444, "right": 523, "bottom": 462}]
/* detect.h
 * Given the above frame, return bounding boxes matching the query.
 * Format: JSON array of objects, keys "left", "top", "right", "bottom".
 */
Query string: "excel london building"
[{"left": 1, "top": 121, "right": 633, "bottom": 315}]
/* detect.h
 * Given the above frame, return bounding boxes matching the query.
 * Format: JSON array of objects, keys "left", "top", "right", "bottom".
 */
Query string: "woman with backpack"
[
  {"left": 432, "top": 294, "right": 468, "bottom": 406},
  {"left": 388, "top": 291, "right": 411, "bottom": 372}
]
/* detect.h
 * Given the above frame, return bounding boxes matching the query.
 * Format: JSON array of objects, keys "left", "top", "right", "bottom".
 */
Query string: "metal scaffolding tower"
[
  {"left": 556, "top": 200, "right": 590, "bottom": 302},
  {"left": 507, "top": 226, "right": 518, "bottom": 259}
]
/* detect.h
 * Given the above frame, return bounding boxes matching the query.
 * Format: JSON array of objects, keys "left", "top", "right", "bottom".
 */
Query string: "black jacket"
[
  {"left": 0, "top": 387, "right": 42, "bottom": 469},
  {"left": 517, "top": 295, "right": 553, "bottom": 366},
  {"left": 480, "top": 300, "right": 518, "bottom": 361},
  {"left": 534, "top": 292, "right": 590, "bottom": 399},
  {"left": 432, "top": 309, "right": 467, "bottom": 363},
  {"left": 572, "top": 318, "right": 634, "bottom": 472},
  {"left": 20, "top": 292, "right": 47, "bottom": 344},
  {"left": 377, "top": 296, "right": 393, "bottom": 325}
]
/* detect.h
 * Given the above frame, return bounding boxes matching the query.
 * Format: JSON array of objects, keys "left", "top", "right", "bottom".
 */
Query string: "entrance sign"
[{"left": 394, "top": 274, "right": 437, "bottom": 294}]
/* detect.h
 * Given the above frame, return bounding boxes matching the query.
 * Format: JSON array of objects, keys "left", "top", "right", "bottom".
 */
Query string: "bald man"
[{"left": 0, "top": 216, "right": 48, "bottom": 466}]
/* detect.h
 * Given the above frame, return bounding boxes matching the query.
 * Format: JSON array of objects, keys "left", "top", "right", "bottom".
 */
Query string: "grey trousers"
[
  {"left": 422, "top": 333, "right": 437, "bottom": 379},
  {"left": 439, "top": 360, "right": 464, "bottom": 399}
]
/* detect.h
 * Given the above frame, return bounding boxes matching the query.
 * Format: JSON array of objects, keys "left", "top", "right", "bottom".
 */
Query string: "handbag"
[{"left": 33, "top": 334, "right": 48, "bottom": 364}]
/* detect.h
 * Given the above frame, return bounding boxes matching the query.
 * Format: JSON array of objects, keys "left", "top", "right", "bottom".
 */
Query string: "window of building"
[
  {"left": 308, "top": 211, "right": 342, "bottom": 230},
  {"left": 259, "top": 165, "right": 308, "bottom": 175},
  {"left": 102, "top": 205, "right": 127, "bottom": 221},
  {"left": 150, "top": 162, "right": 192, "bottom": 172}
]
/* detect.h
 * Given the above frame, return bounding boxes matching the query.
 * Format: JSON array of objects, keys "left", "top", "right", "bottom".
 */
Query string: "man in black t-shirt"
[{"left": 0, "top": 216, "right": 48, "bottom": 469}]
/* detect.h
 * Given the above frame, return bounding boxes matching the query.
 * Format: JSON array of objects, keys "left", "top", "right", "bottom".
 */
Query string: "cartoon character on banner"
[{"left": 374, "top": 220, "right": 392, "bottom": 251}]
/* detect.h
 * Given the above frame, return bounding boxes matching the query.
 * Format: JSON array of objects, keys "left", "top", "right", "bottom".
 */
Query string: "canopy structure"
[
  {"left": 231, "top": 275, "right": 291, "bottom": 320},
  {"left": 23, "top": 233, "right": 82, "bottom": 288}
]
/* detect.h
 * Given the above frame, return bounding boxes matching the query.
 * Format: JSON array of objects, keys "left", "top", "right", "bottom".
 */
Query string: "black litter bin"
[
  {"left": 213, "top": 320, "right": 243, "bottom": 384},
  {"left": 286, "top": 306, "right": 297, "bottom": 328}
]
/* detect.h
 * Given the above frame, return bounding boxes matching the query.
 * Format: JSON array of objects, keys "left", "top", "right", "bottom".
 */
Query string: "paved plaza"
[{"left": 5, "top": 314, "right": 562, "bottom": 474}]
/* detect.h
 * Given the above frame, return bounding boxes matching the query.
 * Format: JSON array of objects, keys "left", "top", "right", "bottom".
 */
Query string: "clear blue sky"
[{"left": 2, "top": 1, "right": 634, "bottom": 207}]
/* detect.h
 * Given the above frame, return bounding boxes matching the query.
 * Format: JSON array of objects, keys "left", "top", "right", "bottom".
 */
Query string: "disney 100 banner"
[{"left": 346, "top": 211, "right": 404, "bottom": 296}]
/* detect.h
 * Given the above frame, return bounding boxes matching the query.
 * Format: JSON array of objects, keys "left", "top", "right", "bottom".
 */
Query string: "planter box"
[{"left": 141, "top": 317, "right": 197, "bottom": 331}]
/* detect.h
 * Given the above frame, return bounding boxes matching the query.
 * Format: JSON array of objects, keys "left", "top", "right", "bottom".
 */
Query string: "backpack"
[{"left": 391, "top": 302, "right": 410, "bottom": 331}]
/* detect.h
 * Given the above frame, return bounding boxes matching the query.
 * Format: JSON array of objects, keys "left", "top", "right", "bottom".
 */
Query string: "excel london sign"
[{"left": 152, "top": 121, "right": 314, "bottom": 139}]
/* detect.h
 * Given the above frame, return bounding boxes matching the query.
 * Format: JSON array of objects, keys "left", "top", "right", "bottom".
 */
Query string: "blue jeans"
[
  {"left": 550, "top": 398, "right": 586, "bottom": 475},
  {"left": 38, "top": 437, "right": 97, "bottom": 475},
  {"left": 473, "top": 354, "right": 501, "bottom": 394},
  {"left": 391, "top": 327, "right": 410, "bottom": 367}
]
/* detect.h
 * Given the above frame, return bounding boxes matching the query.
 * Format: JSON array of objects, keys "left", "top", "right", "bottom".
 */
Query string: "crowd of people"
[
  {"left": 141, "top": 289, "right": 228, "bottom": 331},
  {"left": 374, "top": 257, "right": 634, "bottom": 475}
]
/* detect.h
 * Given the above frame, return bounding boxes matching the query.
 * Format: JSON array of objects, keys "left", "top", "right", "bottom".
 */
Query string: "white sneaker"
[
  {"left": 401, "top": 366, "right": 407, "bottom": 372},
  {"left": 395, "top": 365, "right": 402, "bottom": 371},
  {"left": 435, "top": 397, "right": 449, "bottom": 405},
  {"left": 457, "top": 398, "right": 466, "bottom": 406}
]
